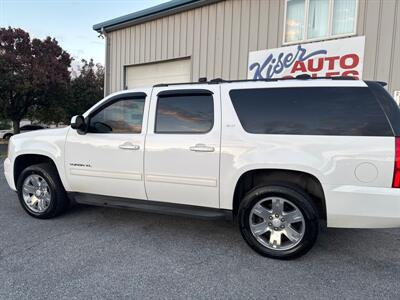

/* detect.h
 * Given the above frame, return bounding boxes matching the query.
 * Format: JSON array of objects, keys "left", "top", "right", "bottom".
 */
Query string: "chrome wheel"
[
  {"left": 249, "top": 197, "right": 305, "bottom": 251},
  {"left": 22, "top": 174, "right": 52, "bottom": 213}
]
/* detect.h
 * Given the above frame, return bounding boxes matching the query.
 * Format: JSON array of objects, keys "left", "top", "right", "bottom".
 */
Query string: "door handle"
[
  {"left": 189, "top": 143, "right": 215, "bottom": 152},
  {"left": 119, "top": 142, "right": 140, "bottom": 150}
]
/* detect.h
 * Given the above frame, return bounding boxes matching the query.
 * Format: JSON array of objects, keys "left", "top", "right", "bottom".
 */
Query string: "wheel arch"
[
  {"left": 232, "top": 168, "right": 326, "bottom": 220},
  {"left": 13, "top": 154, "right": 66, "bottom": 191}
]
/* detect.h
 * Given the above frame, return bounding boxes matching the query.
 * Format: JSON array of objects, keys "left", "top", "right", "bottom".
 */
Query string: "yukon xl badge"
[{"left": 69, "top": 163, "right": 92, "bottom": 168}]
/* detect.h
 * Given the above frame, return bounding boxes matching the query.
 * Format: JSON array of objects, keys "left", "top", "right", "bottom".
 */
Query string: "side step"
[{"left": 69, "top": 193, "right": 232, "bottom": 221}]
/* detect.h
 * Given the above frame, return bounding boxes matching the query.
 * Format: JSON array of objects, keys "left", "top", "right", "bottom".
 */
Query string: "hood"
[
  {"left": 8, "top": 126, "right": 71, "bottom": 161},
  {"left": 11, "top": 127, "right": 70, "bottom": 140}
]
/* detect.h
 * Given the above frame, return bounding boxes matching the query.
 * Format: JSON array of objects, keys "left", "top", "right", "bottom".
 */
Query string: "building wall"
[{"left": 105, "top": 0, "right": 400, "bottom": 95}]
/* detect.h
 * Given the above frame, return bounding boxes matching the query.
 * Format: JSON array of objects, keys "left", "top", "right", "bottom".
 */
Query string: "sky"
[{"left": 0, "top": 0, "right": 167, "bottom": 66}]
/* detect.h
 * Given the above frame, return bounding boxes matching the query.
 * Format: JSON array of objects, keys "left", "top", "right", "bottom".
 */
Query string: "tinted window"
[
  {"left": 89, "top": 98, "right": 145, "bottom": 134},
  {"left": 367, "top": 81, "right": 400, "bottom": 136},
  {"left": 21, "top": 125, "right": 43, "bottom": 131},
  {"left": 155, "top": 94, "right": 214, "bottom": 133},
  {"left": 230, "top": 87, "right": 393, "bottom": 136},
  {"left": 20, "top": 125, "right": 33, "bottom": 130}
]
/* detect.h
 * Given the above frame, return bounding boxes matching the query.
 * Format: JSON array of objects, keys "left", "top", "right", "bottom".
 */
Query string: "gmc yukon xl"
[{"left": 4, "top": 77, "right": 400, "bottom": 259}]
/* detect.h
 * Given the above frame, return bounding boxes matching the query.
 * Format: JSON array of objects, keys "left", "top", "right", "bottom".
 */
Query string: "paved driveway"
[
  {"left": 0, "top": 143, "right": 7, "bottom": 156},
  {"left": 0, "top": 159, "right": 399, "bottom": 299}
]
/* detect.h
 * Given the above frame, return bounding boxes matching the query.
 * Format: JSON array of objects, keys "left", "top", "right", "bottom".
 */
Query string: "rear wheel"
[
  {"left": 17, "top": 163, "right": 69, "bottom": 219},
  {"left": 238, "top": 185, "right": 319, "bottom": 259}
]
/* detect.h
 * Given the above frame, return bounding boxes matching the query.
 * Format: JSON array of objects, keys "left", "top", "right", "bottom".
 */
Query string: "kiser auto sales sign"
[{"left": 248, "top": 36, "right": 365, "bottom": 80}]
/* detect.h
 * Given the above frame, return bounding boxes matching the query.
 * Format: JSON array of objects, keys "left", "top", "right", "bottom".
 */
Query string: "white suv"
[{"left": 4, "top": 78, "right": 400, "bottom": 259}]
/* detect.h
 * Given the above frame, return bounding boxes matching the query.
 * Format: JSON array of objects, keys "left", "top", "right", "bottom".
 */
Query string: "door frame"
[{"left": 143, "top": 84, "right": 222, "bottom": 208}]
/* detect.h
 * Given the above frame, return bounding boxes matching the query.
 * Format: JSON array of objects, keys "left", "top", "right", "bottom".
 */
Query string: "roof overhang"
[{"left": 93, "top": 0, "right": 222, "bottom": 33}]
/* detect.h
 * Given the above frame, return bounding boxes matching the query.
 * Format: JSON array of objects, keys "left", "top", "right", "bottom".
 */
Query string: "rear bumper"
[
  {"left": 4, "top": 158, "right": 16, "bottom": 191},
  {"left": 326, "top": 185, "right": 400, "bottom": 228}
]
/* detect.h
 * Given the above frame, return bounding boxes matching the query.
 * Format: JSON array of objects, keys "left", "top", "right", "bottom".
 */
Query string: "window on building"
[
  {"left": 285, "top": 0, "right": 305, "bottom": 43},
  {"left": 89, "top": 98, "right": 145, "bottom": 134},
  {"left": 155, "top": 93, "right": 214, "bottom": 134},
  {"left": 284, "top": 0, "right": 357, "bottom": 43},
  {"left": 229, "top": 87, "right": 392, "bottom": 136},
  {"left": 332, "top": 0, "right": 358, "bottom": 35}
]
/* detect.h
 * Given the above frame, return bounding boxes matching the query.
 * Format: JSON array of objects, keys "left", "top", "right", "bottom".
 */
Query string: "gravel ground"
[{"left": 0, "top": 159, "right": 400, "bottom": 299}]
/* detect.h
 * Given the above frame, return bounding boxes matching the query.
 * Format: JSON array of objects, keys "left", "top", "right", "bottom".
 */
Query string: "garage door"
[{"left": 125, "top": 58, "right": 191, "bottom": 88}]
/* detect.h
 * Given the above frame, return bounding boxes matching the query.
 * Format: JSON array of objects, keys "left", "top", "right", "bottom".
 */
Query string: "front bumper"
[
  {"left": 326, "top": 185, "right": 400, "bottom": 228},
  {"left": 4, "top": 158, "right": 16, "bottom": 191}
]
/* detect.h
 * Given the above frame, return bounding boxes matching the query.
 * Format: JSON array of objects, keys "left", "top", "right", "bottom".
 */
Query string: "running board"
[{"left": 69, "top": 193, "right": 232, "bottom": 221}]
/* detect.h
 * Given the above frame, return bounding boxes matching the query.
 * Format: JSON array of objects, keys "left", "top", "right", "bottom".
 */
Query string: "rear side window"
[
  {"left": 367, "top": 81, "right": 400, "bottom": 137},
  {"left": 229, "top": 87, "right": 393, "bottom": 136},
  {"left": 155, "top": 94, "right": 214, "bottom": 133}
]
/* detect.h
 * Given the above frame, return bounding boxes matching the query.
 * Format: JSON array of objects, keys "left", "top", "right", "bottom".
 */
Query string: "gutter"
[{"left": 93, "top": 0, "right": 222, "bottom": 33}]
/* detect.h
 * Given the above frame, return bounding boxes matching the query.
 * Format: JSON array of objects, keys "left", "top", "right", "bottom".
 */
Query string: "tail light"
[{"left": 393, "top": 137, "right": 400, "bottom": 188}]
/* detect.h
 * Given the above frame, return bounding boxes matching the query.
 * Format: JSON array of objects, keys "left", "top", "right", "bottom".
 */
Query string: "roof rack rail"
[{"left": 152, "top": 75, "right": 357, "bottom": 87}]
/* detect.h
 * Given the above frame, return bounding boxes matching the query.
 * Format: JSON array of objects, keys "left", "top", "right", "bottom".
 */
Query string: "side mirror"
[{"left": 70, "top": 115, "right": 87, "bottom": 134}]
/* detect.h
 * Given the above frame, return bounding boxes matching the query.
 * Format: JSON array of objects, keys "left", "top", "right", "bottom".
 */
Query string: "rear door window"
[
  {"left": 155, "top": 93, "right": 214, "bottom": 134},
  {"left": 229, "top": 87, "right": 393, "bottom": 136}
]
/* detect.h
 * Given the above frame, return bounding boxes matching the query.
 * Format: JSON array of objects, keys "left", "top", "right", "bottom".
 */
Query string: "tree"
[
  {"left": 0, "top": 27, "right": 71, "bottom": 133},
  {"left": 65, "top": 59, "right": 104, "bottom": 121},
  {"left": 28, "top": 59, "right": 104, "bottom": 126},
  {"left": 27, "top": 86, "right": 69, "bottom": 126}
]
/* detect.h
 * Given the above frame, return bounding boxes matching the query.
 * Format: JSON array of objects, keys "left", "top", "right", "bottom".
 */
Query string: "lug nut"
[
  {"left": 281, "top": 218, "right": 285, "bottom": 222},
  {"left": 274, "top": 227, "right": 279, "bottom": 231},
  {"left": 280, "top": 225, "right": 285, "bottom": 228},
  {"left": 268, "top": 223, "right": 272, "bottom": 226},
  {"left": 275, "top": 214, "right": 279, "bottom": 218},
  {"left": 269, "top": 216, "right": 273, "bottom": 220}
]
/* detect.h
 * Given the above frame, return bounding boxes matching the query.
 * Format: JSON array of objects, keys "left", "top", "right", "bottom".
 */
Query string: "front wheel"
[
  {"left": 238, "top": 185, "right": 319, "bottom": 259},
  {"left": 17, "top": 163, "right": 69, "bottom": 219}
]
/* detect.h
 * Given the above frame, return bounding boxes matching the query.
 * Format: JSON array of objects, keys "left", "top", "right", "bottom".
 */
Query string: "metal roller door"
[{"left": 125, "top": 58, "right": 191, "bottom": 88}]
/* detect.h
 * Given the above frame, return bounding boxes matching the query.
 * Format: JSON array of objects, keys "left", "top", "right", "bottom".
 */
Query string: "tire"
[
  {"left": 3, "top": 133, "right": 13, "bottom": 140},
  {"left": 17, "top": 163, "right": 69, "bottom": 219},
  {"left": 238, "top": 184, "right": 319, "bottom": 260}
]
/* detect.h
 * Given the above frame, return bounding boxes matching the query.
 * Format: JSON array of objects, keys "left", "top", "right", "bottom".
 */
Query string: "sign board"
[
  {"left": 395, "top": 91, "right": 400, "bottom": 106},
  {"left": 248, "top": 36, "right": 365, "bottom": 80}
]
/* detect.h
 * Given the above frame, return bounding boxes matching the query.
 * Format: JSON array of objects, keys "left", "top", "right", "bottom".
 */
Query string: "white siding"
[{"left": 105, "top": 0, "right": 400, "bottom": 96}]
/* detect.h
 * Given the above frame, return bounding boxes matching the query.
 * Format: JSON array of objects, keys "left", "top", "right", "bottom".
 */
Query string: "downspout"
[{"left": 100, "top": 27, "right": 110, "bottom": 96}]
